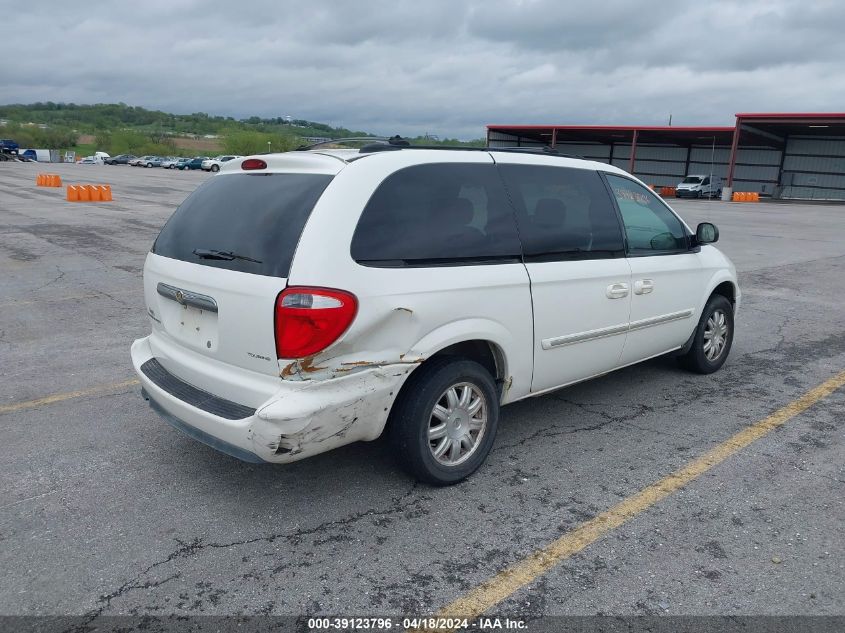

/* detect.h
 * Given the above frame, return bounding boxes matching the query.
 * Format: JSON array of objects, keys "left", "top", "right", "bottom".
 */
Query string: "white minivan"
[
  {"left": 131, "top": 141, "right": 739, "bottom": 484},
  {"left": 676, "top": 174, "right": 723, "bottom": 198}
]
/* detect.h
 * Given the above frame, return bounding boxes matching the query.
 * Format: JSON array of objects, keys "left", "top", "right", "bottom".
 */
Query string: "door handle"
[
  {"left": 634, "top": 279, "right": 654, "bottom": 295},
  {"left": 606, "top": 282, "right": 629, "bottom": 299}
]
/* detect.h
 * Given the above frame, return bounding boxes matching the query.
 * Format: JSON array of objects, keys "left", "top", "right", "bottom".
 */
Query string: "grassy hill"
[{"left": 0, "top": 102, "right": 484, "bottom": 157}]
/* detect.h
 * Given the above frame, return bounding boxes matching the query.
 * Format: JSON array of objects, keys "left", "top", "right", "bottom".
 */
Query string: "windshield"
[
  {"left": 153, "top": 173, "right": 333, "bottom": 277},
  {"left": 682, "top": 176, "right": 703, "bottom": 184}
]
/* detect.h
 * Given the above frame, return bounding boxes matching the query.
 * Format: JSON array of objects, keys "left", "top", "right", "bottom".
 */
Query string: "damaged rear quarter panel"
[{"left": 254, "top": 361, "right": 414, "bottom": 462}]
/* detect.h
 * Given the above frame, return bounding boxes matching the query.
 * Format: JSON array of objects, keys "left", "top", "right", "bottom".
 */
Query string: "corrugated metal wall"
[
  {"left": 780, "top": 136, "right": 845, "bottom": 200},
  {"left": 488, "top": 129, "right": 845, "bottom": 199},
  {"left": 731, "top": 147, "right": 782, "bottom": 194}
]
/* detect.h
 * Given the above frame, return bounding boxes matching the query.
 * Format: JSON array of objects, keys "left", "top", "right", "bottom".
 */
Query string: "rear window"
[{"left": 153, "top": 173, "right": 332, "bottom": 277}]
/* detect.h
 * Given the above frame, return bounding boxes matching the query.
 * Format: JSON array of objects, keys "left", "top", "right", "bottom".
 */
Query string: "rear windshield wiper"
[{"left": 193, "top": 248, "right": 263, "bottom": 264}]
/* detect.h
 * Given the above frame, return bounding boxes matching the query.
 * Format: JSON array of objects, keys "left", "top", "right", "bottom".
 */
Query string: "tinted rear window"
[
  {"left": 351, "top": 163, "right": 521, "bottom": 266},
  {"left": 153, "top": 173, "right": 332, "bottom": 277}
]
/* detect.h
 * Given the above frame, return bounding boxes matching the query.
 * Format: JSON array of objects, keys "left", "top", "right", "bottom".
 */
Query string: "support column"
[
  {"left": 551, "top": 127, "right": 557, "bottom": 149},
  {"left": 724, "top": 121, "right": 741, "bottom": 200},
  {"left": 628, "top": 129, "right": 638, "bottom": 174}
]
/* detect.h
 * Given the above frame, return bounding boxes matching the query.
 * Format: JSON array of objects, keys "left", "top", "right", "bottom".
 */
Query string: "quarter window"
[
  {"left": 351, "top": 163, "right": 521, "bottom": 266},
  {"left": 497, "top": 164, "right": 624, "bottom": 261},
  {"left": 605, "top": 174, "right": 689, "bottom": 254}
]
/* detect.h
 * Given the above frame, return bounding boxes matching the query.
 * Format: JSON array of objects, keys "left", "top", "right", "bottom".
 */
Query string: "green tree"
[{"left": 222, "top": 130, "right": 301, "bottom": 155}]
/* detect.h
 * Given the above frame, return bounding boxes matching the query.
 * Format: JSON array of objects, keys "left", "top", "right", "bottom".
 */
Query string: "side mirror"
[{"left": 696, "top": 222, "right": 719, "bottom": 244}]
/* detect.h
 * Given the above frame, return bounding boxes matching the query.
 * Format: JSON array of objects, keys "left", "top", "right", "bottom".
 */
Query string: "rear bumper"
[
  {"left": 141, "top": 387, "right": 266, "bottom": 463},
  {"left": 131, "top": 336, "right": 408, "bottom": 463}
]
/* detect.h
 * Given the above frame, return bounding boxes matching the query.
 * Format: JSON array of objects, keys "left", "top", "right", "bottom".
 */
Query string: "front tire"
[
  {"left": 389, "top": 358, "right": 499, "bottom": 485},
  {"left": 210, "top": 164, "right": 220, "bottom": 172},
  {"left": 679, "top": 294, "right": 734, "bottom": 374}
]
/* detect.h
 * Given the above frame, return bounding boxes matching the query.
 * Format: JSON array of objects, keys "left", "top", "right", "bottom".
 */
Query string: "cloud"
[{"left": 2, "top": 0, "right": 844, "bottom": 138}]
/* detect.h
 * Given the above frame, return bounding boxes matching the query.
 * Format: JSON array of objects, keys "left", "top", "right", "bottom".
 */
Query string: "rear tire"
[
  {"left": 389, "top": 358, "right": 499, "bottom": 485},
  {"left": 679, "top": 294, "right": 734, "bottom": 374}
]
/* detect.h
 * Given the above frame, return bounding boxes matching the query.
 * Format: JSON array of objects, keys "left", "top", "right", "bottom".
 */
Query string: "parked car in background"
[
  {"left": 130, "top": 156, "right": 154, "bottom": 166},
  {"left": 105, "top": 154, "right": 136, "bottom": 165},
  {"left": 161, "top": 157, "right": 181, "bottom": 169},
  {"left": 202, "top": 155, "right": 242, "bottom": 172},
  {"left": 140, "top": 156, "right": 166, "bottom": 168},
  {"left": 78, "top": 156, "right": 104, "bottom": 165},
  {"left": 132, "top": 145, "right": 738, "bottom": 484},
  {"left": 21, "top": 149, "right": 53, "bottom": 162},
  {"left": 676, "top": 175, "right": 722, "bottom": 199},
  {"left": 178, "top": 157, "right": 208, "bottom": 170},
  {"left": 0, "top": 138, "right": 20, "bottom": 156}
]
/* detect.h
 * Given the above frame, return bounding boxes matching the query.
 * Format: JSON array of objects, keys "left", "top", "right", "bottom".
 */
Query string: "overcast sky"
[{"left": 3, "top": 0, "right": 844, "bottom": 138}]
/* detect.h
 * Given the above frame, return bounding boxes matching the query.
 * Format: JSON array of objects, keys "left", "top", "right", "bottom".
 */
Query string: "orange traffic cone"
[
  {"left": 77, "top": 185, "right": 91, "bottom": 202},
  {"left": 66, "top": 185, "right": 79, "bottom": 201},
  {"left": 86, "top": 184, "right": 100, "bottom": 201},
  {"left": 100, "top": 185, "right": 113, "bottom": 201}
]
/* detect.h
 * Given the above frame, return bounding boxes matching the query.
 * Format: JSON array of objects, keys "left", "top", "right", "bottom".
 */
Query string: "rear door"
[
  {"left": 497, "top": 161, "right": 631, "bottom": 393},
  {"left": 603, "top": 173, "right": 703, "bottom": 365},
  {"left": 146, "top": 160, "right": 337, "bottom": 387}
]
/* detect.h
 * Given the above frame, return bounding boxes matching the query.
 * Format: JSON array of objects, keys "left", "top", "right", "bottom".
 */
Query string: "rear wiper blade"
[{"left": 193, "top": 248, "right": 263, "bottom": 263}]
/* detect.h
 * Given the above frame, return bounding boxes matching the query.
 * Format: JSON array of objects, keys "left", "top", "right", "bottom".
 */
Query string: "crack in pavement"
[
  {"left": 67, "top": 483, "right": 427, "bottom": 627},
  {"left": 32, "top": 263, "right": 66, "bottom": 292}
]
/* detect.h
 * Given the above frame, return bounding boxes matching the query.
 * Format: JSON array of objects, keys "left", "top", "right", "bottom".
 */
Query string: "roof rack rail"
[
  {"left": 295, "top": 137, "right": 389, "bottom": 151},
  {"left": 295, "top": 136, "right": 585, "bottom": 160},
  {"left": 489, "top": 146, "right": 586, "bottom": 159},
  {"left": 357, "top": 141, "right": 585, "bottom": 159}
]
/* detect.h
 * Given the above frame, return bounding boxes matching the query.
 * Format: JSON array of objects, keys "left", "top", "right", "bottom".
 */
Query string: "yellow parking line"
[
  {"left": 434, "top": 369, "right": 845, "bottom": 620},
  {"left": 0, "top": 379, "right": 140, "bottom": 415}
]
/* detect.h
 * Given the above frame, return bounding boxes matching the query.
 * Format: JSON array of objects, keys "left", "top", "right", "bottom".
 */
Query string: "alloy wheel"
[
  {"left": 703, "top": 308, "right": 729, "bottom": 361},
  {"left": 428, "top": 382, "right": 487, "bottom": 466}
]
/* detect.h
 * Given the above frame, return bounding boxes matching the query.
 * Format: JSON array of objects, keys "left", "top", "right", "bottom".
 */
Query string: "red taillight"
[
  {"left": 241, "top": 158, "right": 267, "bottom": 170},
  {"left": 274, "top": 287, "right": 358, "bottom": 359}
]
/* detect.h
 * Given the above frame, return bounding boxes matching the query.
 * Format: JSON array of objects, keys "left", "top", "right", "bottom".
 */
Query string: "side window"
[
  {"left": 701, "top": 177, "right": 710, "bottom": 185},
  {"left": 497, "top": 164, "right": 624, "bottom": 261},
  {"left": 351, "top": 163, "right": 521, "bottom": 266},
  {"left": 605, "top": 174, "right": 689, "bottom": 254}
]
